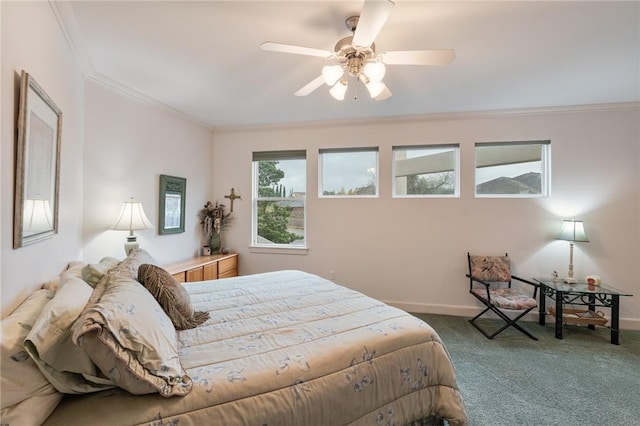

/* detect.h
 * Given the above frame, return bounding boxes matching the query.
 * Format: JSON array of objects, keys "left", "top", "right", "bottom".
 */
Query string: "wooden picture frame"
[
  {"left": 159, "top": 174, "right": 186, "bottom": 234},
  {"left": 14, "top": 71, "right": 62, "bottom": 248}
]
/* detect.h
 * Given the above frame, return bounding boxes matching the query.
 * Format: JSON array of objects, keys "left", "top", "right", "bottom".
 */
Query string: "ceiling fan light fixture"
[
  {"left": 365, "top": 80, "right": 386, "bottom": 98},
  {"left": 329, "top": 79, "right": 348, "bottom": 100},
  {"left": 363, "top": 61, "right": 385, "bottom": 82},
  {"left": 322, "top": 65, "right": 344, "bottom": 86}
]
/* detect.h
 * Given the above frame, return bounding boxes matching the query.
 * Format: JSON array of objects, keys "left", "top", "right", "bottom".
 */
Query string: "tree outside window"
[{"left": 252, "top": 152, "right": 306, "bottom": 247}]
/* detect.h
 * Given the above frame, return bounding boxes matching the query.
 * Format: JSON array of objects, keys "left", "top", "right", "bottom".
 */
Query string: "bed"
[{"left": 1, "top": 249, "right": 468, "bottom": 426}]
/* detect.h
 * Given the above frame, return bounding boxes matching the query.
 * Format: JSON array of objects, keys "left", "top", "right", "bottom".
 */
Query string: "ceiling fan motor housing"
[{"left": 334, "top": 36, "right": 376, "bottom": 77}]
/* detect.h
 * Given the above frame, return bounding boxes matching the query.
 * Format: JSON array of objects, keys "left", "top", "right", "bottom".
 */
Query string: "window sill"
[{"left": 248, "top": 245, "right": 309, "bottom": 255}]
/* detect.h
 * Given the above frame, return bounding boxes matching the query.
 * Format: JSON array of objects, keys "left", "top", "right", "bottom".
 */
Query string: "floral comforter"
[{"left": 44, "top": 270, "right": 467, "bottom": 426}]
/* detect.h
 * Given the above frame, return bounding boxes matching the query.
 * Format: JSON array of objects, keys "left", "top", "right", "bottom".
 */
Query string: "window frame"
[
  {"left": 392, "top": 144, "right": 460, "bottom": 198},
  {"left": 251, "top": 150, "right": 307, "bottom": 251},
  {"left": 474, "top": 140, "right": 551, "bottom": 198},
  {"left": 318, "top": 147, "right": 379, "bottom": 198}
]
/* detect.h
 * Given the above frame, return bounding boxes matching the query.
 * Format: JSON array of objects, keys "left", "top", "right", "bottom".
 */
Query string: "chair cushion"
[
  {"left": 472, "top": 288, "right": 537, "bottom": 310},
  {"left": 469, "top": 255, "right": 511, "bottom": 282}
]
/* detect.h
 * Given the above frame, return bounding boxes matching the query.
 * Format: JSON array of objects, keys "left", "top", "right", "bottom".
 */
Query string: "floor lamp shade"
[{"left": 111, "top": 199, "right": 153, "bottom": 254}]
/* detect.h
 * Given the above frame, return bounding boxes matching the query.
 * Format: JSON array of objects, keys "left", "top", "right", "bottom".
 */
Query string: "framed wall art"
[
  {"left": 14, "top": 70, "right": 62, "bottom": 248},
  {"left": 159, "top": 174, "right": 186, "bottom": 234}
]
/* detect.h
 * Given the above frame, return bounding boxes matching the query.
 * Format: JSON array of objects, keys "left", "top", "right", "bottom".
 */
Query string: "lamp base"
[
  {"left": 124, "top": 239, "right": 139, "bottom": 256},
  {"left": 563, "top": 277, "right": 577, "bottom": 284}
]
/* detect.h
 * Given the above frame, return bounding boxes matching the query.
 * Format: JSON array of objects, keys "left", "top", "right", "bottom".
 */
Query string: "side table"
[{"left": 534, "top": 278, "right": 633, "bottom": 345}]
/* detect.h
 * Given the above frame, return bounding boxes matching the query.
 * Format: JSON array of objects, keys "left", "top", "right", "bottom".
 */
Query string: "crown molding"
[
  {"left": 86, "top": 73, "right": 214, "bottom": 130},
  {"left": 49, "top": 0, "right": 214, "bottom": 132},
  {"left": 48, "top": 1, "right": 638, "bottom": 134},
  {"left": 213, "top": 102, "right": 640, "bottom": 134},
  {"left": 49, "top": 0, "right": 95, "bottom": 77}
]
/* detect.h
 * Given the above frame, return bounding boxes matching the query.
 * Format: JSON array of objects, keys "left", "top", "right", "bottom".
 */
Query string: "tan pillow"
[
  {"left": 72, "top": 274, "right": 192, "bottom": 397},
  {"left": 0, "top": 289, "right": 62, "bottom": 424},
  {"left": 109, "top": 248, "right": 158, "bottom": 279},
  {"left": 81, "top": 256, "right": 120, "bottom": 287},
  {"left": 24, "top": 270, "right": 113, "bottom": 394},
  {"left": 138, "top": 264, "right": 209, "bottom": 330},
  {"left": 87, "top": 248, "right": 158, "bottom": 306}
]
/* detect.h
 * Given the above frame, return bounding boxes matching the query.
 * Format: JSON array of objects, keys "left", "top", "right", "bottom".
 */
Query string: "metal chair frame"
[{"left": 466, "top": 252, "right": 540, "bottom": 340}]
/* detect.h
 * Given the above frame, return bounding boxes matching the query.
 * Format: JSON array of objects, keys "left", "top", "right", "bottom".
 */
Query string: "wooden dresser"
[{"left": 164, "top": 253, "right": 238, "bottom": 283}]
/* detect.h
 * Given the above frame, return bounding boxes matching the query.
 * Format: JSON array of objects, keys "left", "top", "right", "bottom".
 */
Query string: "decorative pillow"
[
  {"left": 72, "top": 274, "right": 192, "bottom": 397},
  {"left": 138, "top": 264, "right": 210, "bottom": 330},
  {"left": 81, "top": 256, "right": 120, "bottom": 287},
  {"left": 470, "top": 255, "right": 511, "bottom": 282},
  {"left": 108, "top": 248, "right": 158, "bottom": 279},
  {"left": 1, "top": 289, "right": 62, "bottom": 424},
  {"left": 86, "top": 248, "right": 158, "bottom": 308},
  {"left": 24, "top": 270, "right": 114, "bottom": 394},
  {"left": 42, "top": 260, "right": 86, "bottom": 292},
  {"left": 41, "top": 276, "right": 60, "bottom": 292}
]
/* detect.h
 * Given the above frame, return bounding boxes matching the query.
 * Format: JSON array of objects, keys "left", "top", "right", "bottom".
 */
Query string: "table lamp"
[
  {"left": 111, "top": 198, "right": 153, "bottom": 255},
  {"left": 555, "top": 219, "right": 589, "bottom": 283}
]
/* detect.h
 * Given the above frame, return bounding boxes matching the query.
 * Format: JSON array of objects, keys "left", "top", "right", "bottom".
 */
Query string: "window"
[
  {"left": 252, "top": 151, "right": 306, "bottom": 247},
  {"left": 393, "top": 145, "right": 459, "bottom": 197},
  {"left": 475, "top": 141, "right": 550, "bottom": 197},
  {"left": 319, "top": 148, "right": 378, "bottom": 197}
]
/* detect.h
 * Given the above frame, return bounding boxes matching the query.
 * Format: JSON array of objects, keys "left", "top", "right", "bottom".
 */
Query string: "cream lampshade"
[
  {"left": 111, "top": 198, "right": 153, "bottom": 255},
  {"left": 555, "top": 220, "right": 589, "bottom": 283}
]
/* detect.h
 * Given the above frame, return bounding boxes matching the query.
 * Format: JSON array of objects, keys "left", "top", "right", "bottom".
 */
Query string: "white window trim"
[
  {"left": 392, "top": 144, "right": 460, "bottom": 198},
  {"left": 251, "top": 152, "right": 308, "bottom": 251},
  {"left": 474, "top": 140, "right": 551, "bottom": 198},
  {"left": 318, "top": 147, "right": 379, "bottom": 198}
]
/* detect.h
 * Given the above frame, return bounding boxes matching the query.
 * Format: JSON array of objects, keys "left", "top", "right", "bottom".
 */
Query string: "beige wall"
[
  {"left": 1, "top": 1, "right": 85, "bottom": 315},
  {"left": 81, "top": 79, "right": 214, "bottom": 265},
  {"left": 1, "top": 2, "right": 638, "bottom": 330},
  {"left": 212, "top": 107, "right": 640, "bottom": 328},
  {"left": 1, "top": 2, "right": 214, "bottom": 317}
]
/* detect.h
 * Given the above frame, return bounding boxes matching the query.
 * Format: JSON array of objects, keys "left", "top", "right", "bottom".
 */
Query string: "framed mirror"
[
  {"left": 159, "top": 174, "right": 186, "bottom": 234},
  {"left": 14, "top": 71, "right": 62, "bottom": 248}
]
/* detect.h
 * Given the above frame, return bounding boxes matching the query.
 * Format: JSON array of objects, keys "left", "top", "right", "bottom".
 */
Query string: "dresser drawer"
[
  {"left": 203, "top": 262, "right": 218, "bottom": 280},
  {"left": 218, "top": 256, "right": 238, "bottom": 277},
  {"left": 164, "top": 253, "right": 239, "bottom": 284},
  {"left": 172, "top": 271, "right": 187, "bottom": 283},
  {"left": 186, "top": 267, "right": 204, "bottom": 282}
]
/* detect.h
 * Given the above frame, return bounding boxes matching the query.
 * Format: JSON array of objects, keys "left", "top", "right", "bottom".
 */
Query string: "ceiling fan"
[{"left": 260, "top": 0, "right": 455, "bottom": 101}]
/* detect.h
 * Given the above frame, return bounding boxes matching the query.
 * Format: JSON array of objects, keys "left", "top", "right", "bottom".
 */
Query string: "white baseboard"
[{"left": 383, "top": 299, "right": 640, "bottom": 331}]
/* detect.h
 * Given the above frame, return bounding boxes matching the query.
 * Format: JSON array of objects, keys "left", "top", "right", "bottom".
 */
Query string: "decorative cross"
[{"left": 224, "top": 188, "right": 242, "bottom": 212}]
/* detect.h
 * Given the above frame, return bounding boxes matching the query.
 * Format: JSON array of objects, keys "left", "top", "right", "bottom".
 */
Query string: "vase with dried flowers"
[{"left": 199, "top": 201, "right": 230, "bottom": 254}]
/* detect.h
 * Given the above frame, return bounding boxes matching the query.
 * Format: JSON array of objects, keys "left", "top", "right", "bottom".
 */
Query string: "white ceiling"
[{"left": 58, "top": 1, "right": 640, "bottom": 129}]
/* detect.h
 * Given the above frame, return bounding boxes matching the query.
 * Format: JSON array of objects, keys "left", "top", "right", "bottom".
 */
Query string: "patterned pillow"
[
  {"left": 87, "top": 248, "right": 159, "bottom": 307},
  {"left": 138, "top": 264, "right": 209, "bottom": 330},
  {"left": 469, "top": 255, "right": 512, "bottom": 282},
  {"left": 24, "top": 270, "right": 113, "bottom": 394},
  {"left": 0, "top": 289, "right": 62, "bottom": 424},
  {"left": 109, "top": 248, "right": 158, "bottom": 278},
  {"left": 72, "top": 274, "right": 192, "bottom": 397},
  {"left": 81, "top": 256, "right": 120, "bottom": 287}
]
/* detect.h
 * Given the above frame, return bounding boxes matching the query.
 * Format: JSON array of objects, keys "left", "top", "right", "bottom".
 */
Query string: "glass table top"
[{"left": 534, "top": 278, "right": 633, "bottom": 296}]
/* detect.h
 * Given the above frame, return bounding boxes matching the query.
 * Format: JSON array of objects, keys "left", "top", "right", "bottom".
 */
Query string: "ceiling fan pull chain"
[{"left": 353, "top": 76, "right": 359, "bottom": 100}]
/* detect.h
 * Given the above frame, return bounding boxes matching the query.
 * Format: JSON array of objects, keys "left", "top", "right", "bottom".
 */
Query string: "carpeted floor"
[{"left": 413, "top": 313, "right": 640, "bottom": 426}]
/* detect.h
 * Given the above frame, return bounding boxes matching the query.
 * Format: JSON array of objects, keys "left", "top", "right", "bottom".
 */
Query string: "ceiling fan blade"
[
  {"left": 294, "top": 75, "right": 326, "bottom": 96},
  {"left": 261, "top": 42, "right": 333, "bottom": 59},
  {"left": 374, "top": 85, "right": 392, "bottom": 101},
  {"left": 352, "top": 0, "right": 395, "bottom": 49},
  {"left": 381, "top": 49, "right": 456, "bottom": 66}
]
